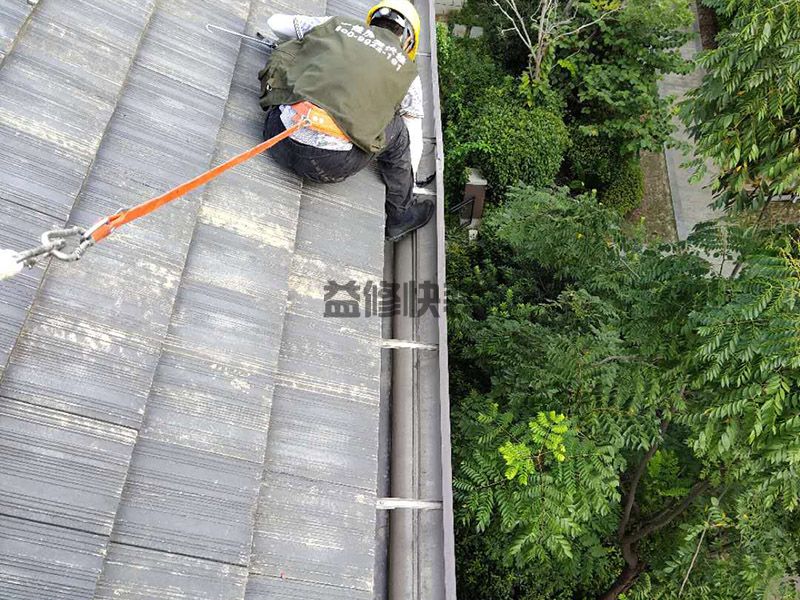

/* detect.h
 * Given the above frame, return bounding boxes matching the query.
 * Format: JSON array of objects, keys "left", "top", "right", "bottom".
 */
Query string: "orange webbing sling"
[
  {"left": 2, "top": 103, "right": 350, "bottom": 277},
  {"left": 91, "top": 118, "right": 306, "bottom": 243},
  {"left": 90, "top": 103, "right": 348, "bottom": 244}
]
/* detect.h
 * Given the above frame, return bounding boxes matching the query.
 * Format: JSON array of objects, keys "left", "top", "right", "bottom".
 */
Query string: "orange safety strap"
[
  {"left": 290, "top": 101, "right": 350, "bottom": 142},
  {"left": 89, "top": 119, "right": 308, "bottom": 243}
]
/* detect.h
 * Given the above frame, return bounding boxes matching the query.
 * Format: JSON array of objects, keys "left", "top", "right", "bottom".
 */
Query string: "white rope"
[{"left": 0, "top": 249, "right": 23, "bottom": 281}]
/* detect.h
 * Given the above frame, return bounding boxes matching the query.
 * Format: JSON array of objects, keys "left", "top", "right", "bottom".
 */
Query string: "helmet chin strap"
[
  {"left": 402, "top": 25, "right": 415, "bottom": 53},
  {"left": 371, "top": 7, "right": 415, "bottom": 55}
]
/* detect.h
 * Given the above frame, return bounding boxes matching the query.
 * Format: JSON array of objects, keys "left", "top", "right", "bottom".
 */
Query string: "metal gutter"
[
  {"left": 375, "top": 240, "right": 395, "bottom": 600},
  {"left": 427, "top": 0, "right": 458, "bottom": 593},
  {"left": 387, "top": 0, "right": 456, "bottom": 595}
]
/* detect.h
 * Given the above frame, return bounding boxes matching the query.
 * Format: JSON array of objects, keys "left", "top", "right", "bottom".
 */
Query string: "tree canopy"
[
  {"left": 680, "top": 0, "right": 800, "bottom": 212},
  {"left": 449, "top": 186, "right": 800, "bottom": 598}
]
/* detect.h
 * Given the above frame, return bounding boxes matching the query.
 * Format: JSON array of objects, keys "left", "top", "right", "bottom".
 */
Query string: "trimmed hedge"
[
  {"left": 459, "top": 99, "right": 569, "bottom": 192},
  {"left": 438, "top": 24, "right": 569, "bottom": 199},
  {"left": 567, "top": 128, "right": 644, "bottom": 215},
  {"left": 600, "top": 159, "right": 644, "bottom": 215}
]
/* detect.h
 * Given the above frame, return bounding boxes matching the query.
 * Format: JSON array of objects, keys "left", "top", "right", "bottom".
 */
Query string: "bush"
[
  {"left": 566, "top": 128, "right": 618, "bottom": 189},
  {"left": 600, "top": 158, "right": 644, "bottom": 215},
  {"left": 437, "top": 24, "right": 508, "bottom": 127},
  {"left": 469, "top": 100, "right": 568, "bottom": 192},
  {"left": 566, "top": 129, "right": 644, "bottom": 215},
  {"left": 438, "top": 25, "right": 569, "bottom": 199},
  {"left": 446, "top": 89, "right": 569, "bottom": 195}
]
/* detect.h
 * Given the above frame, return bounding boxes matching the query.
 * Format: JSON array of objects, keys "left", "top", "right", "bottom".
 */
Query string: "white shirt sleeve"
[{"left": 267, "top": 15, "right": 332, "bottom": 40}]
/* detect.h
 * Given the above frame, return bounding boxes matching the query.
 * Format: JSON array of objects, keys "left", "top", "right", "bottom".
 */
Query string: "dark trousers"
[{"left": 263, "top": 107, "right": 414, "bottom": 210}]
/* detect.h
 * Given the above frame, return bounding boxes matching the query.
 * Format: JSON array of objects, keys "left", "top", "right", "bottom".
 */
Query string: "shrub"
[
  {"left": 566, "top": 129, "right": 644, "bottom": 215},
  {"left": 437, "top": 24, "right": 507, "bottom": 127},
  {"left": 566, "top": 128, "right": 618, "bottom": 189},
  {"left": 447, "top": 90, "right": 569, "bottom": 195},
  {"left": 438, "top": 25, "right": 569, "bottom": 199},
  {"left": 600, "top": 158, "right": 644, "bottom": 215}
]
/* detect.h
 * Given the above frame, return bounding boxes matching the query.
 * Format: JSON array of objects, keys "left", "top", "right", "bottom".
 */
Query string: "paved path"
[{"left": 658, "top": 1, "right": 722, "bottom": 240}]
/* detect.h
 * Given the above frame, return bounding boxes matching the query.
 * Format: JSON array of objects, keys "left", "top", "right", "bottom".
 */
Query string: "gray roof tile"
[
  {"left": 0, "top": 515, "right": 106, "bottom": 600},
  {"left": 95, "top": 543, "right": 248, "bottom": 600},
  {"left": 0, "top": 398, "right": 135, "bottom": 535},
  {"left": 248, "top": 471, "right": 377, "bottom": 592},
  {"left": 111, "top": 437, "right": 262, "bottom": 565},
  {"left": 0, "top": 0, "right": 450, "bottom": 596},
  {"left": 0, "top": 0, "right": 156, "bottom": 372}
]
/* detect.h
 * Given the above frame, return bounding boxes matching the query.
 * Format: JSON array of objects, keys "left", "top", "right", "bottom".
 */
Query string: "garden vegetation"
[{"left": 441, "top": 1, "right": 800, "bottom": 598}]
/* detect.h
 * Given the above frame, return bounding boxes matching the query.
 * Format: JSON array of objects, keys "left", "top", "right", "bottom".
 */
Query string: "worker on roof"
[{"left": 259, "top": 0, "right": 434, "bottom": 242}]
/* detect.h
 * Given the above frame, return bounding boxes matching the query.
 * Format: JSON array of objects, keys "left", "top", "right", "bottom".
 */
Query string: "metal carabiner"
[
  {"left": 1, "top": 220, "right": 106, "bottom": 281},
  {"left": 39, "top": 226, "right": 91, "bottom": 262}
]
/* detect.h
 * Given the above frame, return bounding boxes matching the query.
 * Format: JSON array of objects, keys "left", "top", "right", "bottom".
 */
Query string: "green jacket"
[{"left": 259, "top": 16, "right": 418, "bottom": 153}]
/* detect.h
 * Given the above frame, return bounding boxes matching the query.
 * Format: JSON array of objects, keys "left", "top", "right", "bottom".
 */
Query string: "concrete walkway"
[{"left": 658, "top": 1, "right": 722, "bottom": 240}]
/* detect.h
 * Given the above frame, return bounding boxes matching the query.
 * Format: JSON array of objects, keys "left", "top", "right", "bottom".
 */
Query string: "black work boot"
[{"left": 385, "top": 199, "right": 435, "bottom": 242}]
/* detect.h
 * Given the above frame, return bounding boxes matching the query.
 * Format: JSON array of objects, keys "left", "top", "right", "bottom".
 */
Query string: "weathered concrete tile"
[
  {"left": 0, "top": 398, "right": 136, "bottom": 535},
  {"left": 326, "top": 0, "right": 373, "bottom": 19},
  {"left": 0, "top": 203, "right": 51, "bottom": 370},
  {"left": 138, "top": 0, "right": 248, "bottom": 100},
  {"left": 249, "top": 471, "right": 376, "bottom": 593},
  {"left": 266, "top": 0, "right": 326, "bottom": 17},
  {"left": 95, "top": 543, "right": 247, "bottom": 600},
  {"left": 0, "top": 0, "right": 156, "bottom": 219},
  {"left": 274, "top": 310, "right": 381, "bottom": 402},
  {"left": 295, "top": 178, "right": 385, "bottom": 275},
  {"left": 283, "top": 249, "right": 386, "bottom": 340},
  {"left": 0, "top": 0, "right": 34, "bottom": 64},
  {"left": 161, "top": 223, "right": 293, "bottom": 357},
  {"left": 0, "top": 0, "right": 157, "bottom": 385},
  {"left": 136, "top": 223, "right": 294, "bottom": 461},
  {"left": 0, "top": 514, "right": 106, "bottom": 600},
  {"left": 0, "top": 0, "right": 247, "bottom": 429},
  {"left": 112, "top": 437, "right": 262, "bottom": 565},
  {"left": 109, "top": 0, "right": 305, "bottom": 566},
  {"left": 265, "top": 386, "right": 380, "bottom": 490},
  {"left": 0, "top": 300, "right": 165, "bottom": 428},
  {"left": 139, "top": 347, "right": 275, "bottom": 461},
  {"left": 245, "top": 573, "right": 372, "bottom": 600},
  {"left": 197, "top": 148, "right": 300, "bottom": 241}
]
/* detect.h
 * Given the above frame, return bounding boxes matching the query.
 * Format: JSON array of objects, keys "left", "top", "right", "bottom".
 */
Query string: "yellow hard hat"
[{"left": 366, "top": 0, "right": 422, "bottom": 60}]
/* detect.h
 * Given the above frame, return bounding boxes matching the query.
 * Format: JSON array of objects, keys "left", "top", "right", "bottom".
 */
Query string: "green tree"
[
  {"left": 450, "top": 187, "right": 800, "bottom": 598},
  {"left": 466, "top": 0, "right": 693, "bottom": 154},
  {"left": 680, "top": 0, "right": 800, "bottom": 212},
  {"left": 555, "top": 0, "right": 693, "bottom": 155},
  {"left": 488, "top": 0, "right": 625, "bottom": 84},
  {"left": 567, "top": 128, "right": 645, "bottom": 213}
]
